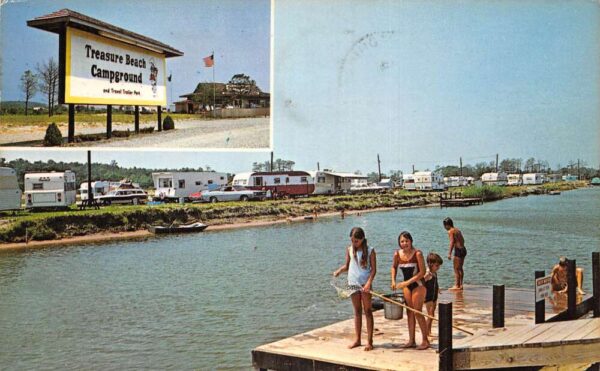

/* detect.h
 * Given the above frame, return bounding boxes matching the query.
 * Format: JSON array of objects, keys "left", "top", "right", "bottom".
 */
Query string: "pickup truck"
[{"left": 199, "top": 186, "right": 266, "bottom": 203}]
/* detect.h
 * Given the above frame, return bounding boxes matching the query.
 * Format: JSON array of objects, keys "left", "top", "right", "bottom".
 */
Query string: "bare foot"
[
  {"left": 416, "top": 341, "right": 430, "bottom": 350},
  {"left": 448, "top": 286, "right": 461, "bottom": 291},
  {"left": 348, "top": 340, "right": 361, "bottom": 349},
  {"left": 402, "top": 341, "right": 416, "bottom": 348},
  {"left": 364, "top": 344, "right": 373, "bottom": 351}
]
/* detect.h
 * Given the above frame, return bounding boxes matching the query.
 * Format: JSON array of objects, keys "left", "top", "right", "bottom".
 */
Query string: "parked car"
[
  {"left": 199, "top": 186, "right": 266, "bottom": 203},
  {"left": 96, "top": 188, "right": 148, "bottom": 205}
]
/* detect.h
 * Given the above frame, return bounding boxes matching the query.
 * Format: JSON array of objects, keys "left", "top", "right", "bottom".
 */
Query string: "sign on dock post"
[
  {"left": 535, "top": 271, "right": 548, "bottom": 324},
  {"left": 535, "top": 275, "right": 552, "bottom": 302}
]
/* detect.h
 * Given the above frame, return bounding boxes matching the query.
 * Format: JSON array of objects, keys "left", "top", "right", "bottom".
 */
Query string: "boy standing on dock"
[
  {"left": 333, "top": 227, "right": 377, "bottom": 351},
  {"left": 424, "top": 253, "right": 443, "bottom": 336},
  {"left": 444, "top": 217, "right": 466, "bottom": 290}
]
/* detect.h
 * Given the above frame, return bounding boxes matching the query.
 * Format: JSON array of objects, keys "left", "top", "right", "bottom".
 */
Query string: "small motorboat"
[
  {"left": 548, "top": 191, "right": 561, "bottom": 195},
  {"left": 148, "top": 222, "right": 208, "bottom": 234}
]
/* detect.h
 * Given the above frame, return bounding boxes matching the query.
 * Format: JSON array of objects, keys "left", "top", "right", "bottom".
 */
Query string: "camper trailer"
[
  {"left": 0, "top": 167, "right": 22, "bottom": 211},
  {"left": 523, "top": 173, "right": 544, "bottom": 185},
  {"left": 444, "top": 176, "right": 467, "bottom": 188},
  {"left": 152, "top": 172, "right": 228, "bottom": 201},
  {"left": 79, "top": 181, "right": 111, "bottom": 201},
  {"left": 507, "top": 174, "right": 523, "bottom": 186},
  {"left": 481, "top": 172, "right": 508, "bottom": 186},
  {"left": 306, "top": 171, "right": 365, "bottom": 195},
  {"left": 232, "top": 171, "right": 314, "bottom": 197},
  {"left": 414, "top": 171, "right": 445, "bottom": 191},
  {"left": 24, "top": 171, "right": 77, "bottom": 209},
  {"left": 403, "top": 174, "right": 416, "bottom": 191}
]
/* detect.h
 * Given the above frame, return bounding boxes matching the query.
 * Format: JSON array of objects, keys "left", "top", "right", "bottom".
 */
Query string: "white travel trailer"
[
  {"left": 0, "top": 167, "right": 22, "bottom": 211},
  {"left": 305, "top": 171, "right": 363, "bottom": 195},
  {"left": 24, "top": 171, "right": 77, "bottom": 209},
  {"left": 79, "top": 181, "right": 111, "bottom": 201},
  {"left": 414, "top": 171, "right": 445, "bottom": 191},
  {"left": 403, "top": 174, "right": 416, "bottom": 191},
  {"left": 481, "top": 172, "right": 508, "bottom": 186},
  {"left": 507, "top": 174, "right": 523, "bottom": 186},
  {"left": 444, "top": 176, "right": 468, "bottom": 188},
  {"left": 523, "top": 173, "right": 544, "bottom": 185},
  {"left": 152, "top": 172, "right": 228, "bottom": 201}
]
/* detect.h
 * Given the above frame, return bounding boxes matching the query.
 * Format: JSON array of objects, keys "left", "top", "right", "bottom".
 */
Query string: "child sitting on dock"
[
  {"left": 391, "top": 231, "right": 429, "bottom": 350},
  {"left": 333, "top": 227, "right": 377, "bottom": 351},
  {"left": 551, "top": 257, "right": 586, "bottom": 295},
  {"left": 444, "top": 217, "right": 466, "bottom": 290},
  {"left": 424, "top": 253, "right": 443, "bottom": 337}
]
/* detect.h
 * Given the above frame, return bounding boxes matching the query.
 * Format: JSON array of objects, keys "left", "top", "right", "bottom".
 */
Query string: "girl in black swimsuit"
[{"left": 390, "top": 231, "right": 429, "bottom": 350}]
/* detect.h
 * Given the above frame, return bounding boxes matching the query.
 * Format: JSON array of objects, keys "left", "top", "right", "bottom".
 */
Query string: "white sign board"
[
  {"left": 535, "top": 275, "right": 552, "bottom": 302},
  {"left": 65, "top": 27, "right": 166, "bottom": 106}
]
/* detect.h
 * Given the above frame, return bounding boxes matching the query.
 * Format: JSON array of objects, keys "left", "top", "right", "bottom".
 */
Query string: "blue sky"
[{"left": 1, "top": 0, "right": 599, "bottom": 175}]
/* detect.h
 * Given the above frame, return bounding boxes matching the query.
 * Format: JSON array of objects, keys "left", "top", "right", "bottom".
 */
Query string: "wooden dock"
[
  {"left": 439, "top": 192, "right": 483, "bottom": 208},
  {"left": 252, "top": 286, "right": 599, "bottom": 371}
]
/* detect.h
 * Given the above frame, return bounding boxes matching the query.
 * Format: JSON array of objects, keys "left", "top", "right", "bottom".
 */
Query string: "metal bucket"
[{"left": 383, "top": 293, "right": 404, "bottom": 320}]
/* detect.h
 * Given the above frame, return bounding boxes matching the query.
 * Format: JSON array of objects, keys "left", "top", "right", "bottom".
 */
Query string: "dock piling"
[
  {"left": 567, "top": 259, "right": 577, "bottom": 319},
  {"left": 535, "top": 270, "right": 545, "bottom": 324},
  {"left": 439, "top": 302, "right": 453, "bottom": 371},
  {"left": 493, "top": 284, "right": 505, "bottom": 328},
  {"left": 593, "top": 252, "right": 599, "bottom": 318}
]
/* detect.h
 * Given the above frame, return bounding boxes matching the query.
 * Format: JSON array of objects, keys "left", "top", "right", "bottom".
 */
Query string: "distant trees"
[
  {"left": 251, "top": 158, "right": 295, "bottom": 172},
  {"left": 4, "top": 158, "right": 211, "bottom": 191},
  {"left": 37, "top": 57, "right": 59, "bottom": 117},
  {"left": 20, "top": 70, "right": 38, "bottom": 116}
]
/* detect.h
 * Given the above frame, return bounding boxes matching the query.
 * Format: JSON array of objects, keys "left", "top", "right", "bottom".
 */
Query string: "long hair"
[
  {"left": 350, "top": 227, "right": 369, "bottom": 268},
  {"left": 398, "top": 231, "right": 413, "bottom": 248}
]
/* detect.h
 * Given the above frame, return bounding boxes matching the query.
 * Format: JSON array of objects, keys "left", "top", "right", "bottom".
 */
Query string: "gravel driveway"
[{"left": 0, "top": 117, "right": 270, "bottom": 149}]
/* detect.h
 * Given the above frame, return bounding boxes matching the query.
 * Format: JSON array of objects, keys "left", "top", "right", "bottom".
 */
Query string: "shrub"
[
  {"left": 163, "top": 115, "right": 175, "bottom": 130},
  {"left": 140, "top": 127, "right": 154, "bottom": 134},
  {"left": 43, "top": 123, "right": 63, "bottom": 146}
]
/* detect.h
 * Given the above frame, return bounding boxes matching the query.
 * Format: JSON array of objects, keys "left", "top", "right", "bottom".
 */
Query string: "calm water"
[{"left": 0, "top": 187, "right": 598, "bottom": 370}]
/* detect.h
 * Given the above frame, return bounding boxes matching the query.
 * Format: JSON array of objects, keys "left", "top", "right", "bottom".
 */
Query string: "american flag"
[{"left": 203, "top": 54, "right": 214, "bottom": 67}]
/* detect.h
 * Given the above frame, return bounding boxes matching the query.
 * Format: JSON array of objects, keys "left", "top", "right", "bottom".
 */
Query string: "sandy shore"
[
  {"left": 0, "top": 207, "right": 400, "bottom": 252},
  {"left": 0, "top": 117, "right": 270, "bottom": 149}
]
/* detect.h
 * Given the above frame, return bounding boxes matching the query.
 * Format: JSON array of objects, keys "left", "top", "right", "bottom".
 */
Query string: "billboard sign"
[{"left": 65, "top": 27, "right": 166, "bottom": 105}]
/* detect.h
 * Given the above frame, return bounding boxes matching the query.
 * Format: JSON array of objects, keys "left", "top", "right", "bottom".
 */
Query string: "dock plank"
[{"left": 453, "top": 318, "right": 600, "bottom": 370}]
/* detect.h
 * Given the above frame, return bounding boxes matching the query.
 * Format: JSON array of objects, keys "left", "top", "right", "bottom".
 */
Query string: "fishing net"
[{"left": 330, "top": 277, "right": 363, "bottom": 299}]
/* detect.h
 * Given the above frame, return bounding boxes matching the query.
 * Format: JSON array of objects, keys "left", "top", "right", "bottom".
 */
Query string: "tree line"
[
  {"left": 0, "top": 158, "right": 219, "bottom": 191},
  {"left": 17, "top": 57, "right": 60, "bottom": 116}
]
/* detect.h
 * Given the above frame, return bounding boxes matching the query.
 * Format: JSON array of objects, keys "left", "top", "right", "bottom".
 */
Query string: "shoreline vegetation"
[{"left": 0, "top": 181, "right": 588, "bottom": 250}]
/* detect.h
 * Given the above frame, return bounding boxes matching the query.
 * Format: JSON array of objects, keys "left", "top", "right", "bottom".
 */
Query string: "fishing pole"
[{"left": 370, "top": 290, "right": 474, "bottom": 336}]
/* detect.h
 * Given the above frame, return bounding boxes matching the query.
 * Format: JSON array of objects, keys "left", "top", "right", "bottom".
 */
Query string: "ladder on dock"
[{"left": 453, "top": 317, "right": 600, "bottom": 369}]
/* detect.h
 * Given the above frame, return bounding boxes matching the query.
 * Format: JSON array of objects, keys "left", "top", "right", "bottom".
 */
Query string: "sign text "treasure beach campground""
[{"left": 85, "top": 44, "right": 145, "bottom": 84}]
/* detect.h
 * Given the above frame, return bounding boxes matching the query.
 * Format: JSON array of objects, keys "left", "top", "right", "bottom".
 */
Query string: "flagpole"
[
  {"left": 169, "top": 70, "right": 172, "bottom": 112},
  {"left": 212, "top": 51, "right": 215, "bottom": 118}
]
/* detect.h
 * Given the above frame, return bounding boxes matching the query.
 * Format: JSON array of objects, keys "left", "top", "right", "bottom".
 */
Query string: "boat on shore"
[
  {"left": 148, "top": 222, "right": 208, "bottom": 234},
  {"left": 548, "top": 190, "right": 561, "bottom": 195}
]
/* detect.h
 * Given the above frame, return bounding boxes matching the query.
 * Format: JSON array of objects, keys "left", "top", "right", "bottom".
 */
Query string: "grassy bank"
[{"left": 0, "top": 182, "right": 588, "bottom": 243}]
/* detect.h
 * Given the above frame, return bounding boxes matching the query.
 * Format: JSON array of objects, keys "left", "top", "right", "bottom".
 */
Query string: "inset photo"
[{"left": 1, "top": 0, "right": 271, "bottom": 149}]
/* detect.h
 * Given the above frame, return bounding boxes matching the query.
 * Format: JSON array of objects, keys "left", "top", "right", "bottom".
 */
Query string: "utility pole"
[
  {"left": 270, "top": 151, "right": 273, "bottom": 173},
  {"left": 377, "top": 154, "right": 382, "bottom": 182},
  {"left": 317, "top": 162, "right": 320, "bottom": 171},
  {"left": 460, "top": 157, "right": 463, "bottom": 177},
  {"left": 577, "top": 159, "right": 580, "bottom": 180},
  {"left": 496, "top": 153, "right": 499, "bottom": 172},
  {"left": 412, "top": 164, "right": 415, "bottom": 174}
]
